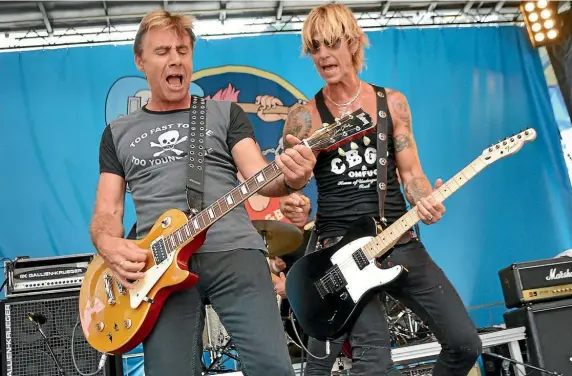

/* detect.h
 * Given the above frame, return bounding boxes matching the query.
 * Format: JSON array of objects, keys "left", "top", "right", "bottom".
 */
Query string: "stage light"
[
  {"left": 521, "top": 0, "right": 561, "bottom": 47},
  {"left": 544, "top": 19, "right": 554, "bottom": 29},
  {"left": 529, "top": 12, "right": 539, "bottom": 22},
  {"left": 524, "top": 2, "right": 535, "bottom": 12}
]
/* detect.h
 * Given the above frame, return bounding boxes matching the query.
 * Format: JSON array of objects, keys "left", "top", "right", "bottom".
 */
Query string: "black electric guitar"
[{"left": 286, "top": 129, "right": 537, "bottom": 341}]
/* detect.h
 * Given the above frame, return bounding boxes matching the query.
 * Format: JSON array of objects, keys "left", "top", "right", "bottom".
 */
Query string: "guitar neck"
[
  {"left": 363, "top": 156, "right": 488, "bottom": 260},
  {"left": 159, "top": 107, "right": 375, "bottom": 253},
  {"left": 166, "top": 162, "right": 283, "bottom": 251}
]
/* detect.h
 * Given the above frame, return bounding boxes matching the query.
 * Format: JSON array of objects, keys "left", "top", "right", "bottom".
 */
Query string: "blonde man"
[
  {"left": 91, "top": 9, "right": 316, "bottom": 376},
  {"left": 280, "top": 4, "right": 482, "bottom": 376}
]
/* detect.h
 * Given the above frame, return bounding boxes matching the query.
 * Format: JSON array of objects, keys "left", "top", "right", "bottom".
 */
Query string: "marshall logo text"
[{"left": 545, "top": 268, "right": 572, "bottom": 281}]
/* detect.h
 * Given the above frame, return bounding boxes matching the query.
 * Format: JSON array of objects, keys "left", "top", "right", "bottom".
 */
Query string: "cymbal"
[{"left": 252, "top": 220, "right": 303, "bottom": 257}]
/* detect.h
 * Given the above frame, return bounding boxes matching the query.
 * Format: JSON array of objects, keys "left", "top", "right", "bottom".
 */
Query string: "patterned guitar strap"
[
  {"left": 185, "top": 95, "right": 207, "bottom": 216},
  {"left": 372, "top": 85, "right": 390, "bottom": 227}
]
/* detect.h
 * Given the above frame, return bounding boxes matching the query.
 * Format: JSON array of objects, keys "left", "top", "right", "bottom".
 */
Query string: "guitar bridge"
[{"left": 315, "top": 265, "right": 347, "bottom": 299}]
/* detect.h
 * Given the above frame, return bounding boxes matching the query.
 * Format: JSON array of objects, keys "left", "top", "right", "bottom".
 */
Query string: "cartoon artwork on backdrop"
[{"left": 105, "top": 65, "right": 309, "bottom": 223}]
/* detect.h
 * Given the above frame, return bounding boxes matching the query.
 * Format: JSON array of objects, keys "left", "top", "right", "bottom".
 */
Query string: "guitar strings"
[{"left": 318, "top": 158, "right": 486, "bottom": 291}]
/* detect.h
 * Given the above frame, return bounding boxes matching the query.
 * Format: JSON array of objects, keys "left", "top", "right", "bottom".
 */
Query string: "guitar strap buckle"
[{"left": 186, "top": 96, "right": 207, "bottom": 215}]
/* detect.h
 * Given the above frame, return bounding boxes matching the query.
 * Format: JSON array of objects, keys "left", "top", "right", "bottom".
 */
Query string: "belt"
[{"left": 319, "top": 230, "right": 415, "bottom": 249}]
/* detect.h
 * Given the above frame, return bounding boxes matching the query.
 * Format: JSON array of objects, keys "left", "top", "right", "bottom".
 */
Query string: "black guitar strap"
[
  {"left": 185, "top": 95, "right": 207, "bottom": 215},
  {"left": 371, "top": 85, "right": 389, "bottom": 225}
]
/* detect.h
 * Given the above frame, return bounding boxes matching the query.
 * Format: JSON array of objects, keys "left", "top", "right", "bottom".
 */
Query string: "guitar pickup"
[{"left": 352, "top": 249, "right": 370, "bottom": 270}]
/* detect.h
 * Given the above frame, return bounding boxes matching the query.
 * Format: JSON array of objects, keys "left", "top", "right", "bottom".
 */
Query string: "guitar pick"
[
  {"left": 363, "top": 136, "right": 371, "bottom": 146},
  {"left": 350, "top": 142, "right": 358, "bottom": 150},
  {"left": 338, "top": 148, "right": 345, "bottom": 156}
]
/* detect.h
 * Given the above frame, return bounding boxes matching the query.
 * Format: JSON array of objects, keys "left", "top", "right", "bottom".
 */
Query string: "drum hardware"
[
  {"left": 384, "top": 294, "right": 434, "bottom": 346},
  {"left": 202, "top": 305, "right": 240, "bottom": 374},
  {"left": 202, "top": 338, "right": 241, "bottom": 375},
  {"left": 252, "top": 220, "right": 303, "bottom": 257}
]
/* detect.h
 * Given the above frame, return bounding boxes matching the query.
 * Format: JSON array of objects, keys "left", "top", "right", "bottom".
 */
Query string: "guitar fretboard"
[
  {"left": 363, "top": 157, "right": 487, "bottom": 260},
  {"left": 143, "top": 107, "right": 374, "bottom": 261},
  {"left": 163, "top": 162, "right": 282, "bottom": 254}
]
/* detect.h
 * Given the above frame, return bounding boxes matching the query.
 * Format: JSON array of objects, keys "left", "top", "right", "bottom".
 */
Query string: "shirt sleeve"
[
  {"left": 99, "top": 125, "right": 125, "bottom": 178},
  {"left": 227, "top": 102, "right": 256, "bottom": 151}
]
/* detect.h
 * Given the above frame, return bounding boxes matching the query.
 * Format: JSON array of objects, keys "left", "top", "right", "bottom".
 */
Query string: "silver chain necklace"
[{"left": 325, "top": 80, "right": 362, "bottom": 117}]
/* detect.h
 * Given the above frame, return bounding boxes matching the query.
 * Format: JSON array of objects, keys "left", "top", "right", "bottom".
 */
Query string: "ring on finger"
[{"left": 427, "top": 215, "right": 433, "bottom": 221}]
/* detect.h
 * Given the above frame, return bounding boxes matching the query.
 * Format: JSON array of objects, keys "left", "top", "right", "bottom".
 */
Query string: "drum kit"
[{"left": 201, "top": 219, "right": 434, "bottom": 375}]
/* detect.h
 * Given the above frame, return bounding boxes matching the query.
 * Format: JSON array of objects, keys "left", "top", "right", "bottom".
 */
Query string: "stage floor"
[{"left": 122, "top": 326, "right": 526, "bottom": 376}]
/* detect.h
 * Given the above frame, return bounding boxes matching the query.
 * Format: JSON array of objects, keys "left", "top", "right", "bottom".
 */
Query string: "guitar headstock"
[
  {"left": 480, "top": 128, "right": 537, "bottom": 165},
  {"left": 306, "top": 109, "right": 375, "bottom": 152}
]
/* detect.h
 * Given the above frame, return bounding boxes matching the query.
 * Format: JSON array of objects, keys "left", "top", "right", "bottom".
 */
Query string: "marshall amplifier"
[
  {"left": 504, "top": 298, "right": 572, "bottom": 376},
  {"left": 499, "top": 257, "right": 572, "bottom": 308},
  {"left": 4, "top": 254, "right": 93, "bottom": 298}
]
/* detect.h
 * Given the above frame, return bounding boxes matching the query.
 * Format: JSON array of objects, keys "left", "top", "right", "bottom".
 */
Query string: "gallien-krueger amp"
[
  {"left": 499, "top": 257, "right": 572, "bottom": 308},
  {"left": 5, "top": 253, "right": 93, "bottom": 298}
]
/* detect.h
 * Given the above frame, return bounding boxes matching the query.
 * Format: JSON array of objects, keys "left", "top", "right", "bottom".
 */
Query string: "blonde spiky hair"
[
  {"left": 302, "top": 4, "right": 369, "bottom": 72},
  {"left": 134, "top": 10, "right": 196, "bottom": 56}
]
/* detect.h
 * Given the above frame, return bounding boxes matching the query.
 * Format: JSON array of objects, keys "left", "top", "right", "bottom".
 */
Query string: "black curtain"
[{"left": 547, "top": 9, "right": 572, "bottom": 121}]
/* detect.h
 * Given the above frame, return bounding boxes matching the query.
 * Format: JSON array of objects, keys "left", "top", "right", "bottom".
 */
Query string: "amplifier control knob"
[
  {"left": 124, "top": 319, "right": 132, "bottom": 329},
  {"left": 96, "top": 322, "right": 105, "bottom": 332}
]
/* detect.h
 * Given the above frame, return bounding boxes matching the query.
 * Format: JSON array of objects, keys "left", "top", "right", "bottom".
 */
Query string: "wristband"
[{"left": 283, "top": 175, "right": 310, "bottom": 193}]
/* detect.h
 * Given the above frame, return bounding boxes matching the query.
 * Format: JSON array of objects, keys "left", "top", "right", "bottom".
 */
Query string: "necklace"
[{"left": 325, "top": 81, "right": 362, "bottom": 117}]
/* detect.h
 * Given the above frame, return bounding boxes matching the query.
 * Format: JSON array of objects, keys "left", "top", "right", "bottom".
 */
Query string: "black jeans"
[
  {"left": 143, "top": 248, "right": 294, "bottom": 376},
  {"left": 304, "top": 238, "right": 482, "bottom": 376}
]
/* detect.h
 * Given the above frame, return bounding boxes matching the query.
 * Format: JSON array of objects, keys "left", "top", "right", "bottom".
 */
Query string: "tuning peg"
[
  {"left": 350, "top": 142, "right": 358, "bottom": 150},
  {"left": 322, "top": 122, "right": 329, "bottom": 128},
  {"left": 363, "top": 136, "right": 371, "bottom": 146},
  {"left": 338, "top": 148, "right": 345, "bottom": 156},
  {"left": 334, "top": 118, "right": 340, "bottom": 123}
]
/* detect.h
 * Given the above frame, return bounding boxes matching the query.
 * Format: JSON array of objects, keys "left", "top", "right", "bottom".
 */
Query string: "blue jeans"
[{"left": 304, "top": 239, "right": 482, "bottom": 376}]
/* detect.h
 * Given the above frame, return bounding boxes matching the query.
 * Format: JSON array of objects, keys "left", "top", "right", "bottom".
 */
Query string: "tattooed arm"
[
  {"left": 282, "top": 102, "right": 316, "bottom": 149},
  {"left": 231, "top": 102, "right": 315, "bottom": 197},
  {"left": 388, "top": 90, "right": 446, "bottom": 224}
]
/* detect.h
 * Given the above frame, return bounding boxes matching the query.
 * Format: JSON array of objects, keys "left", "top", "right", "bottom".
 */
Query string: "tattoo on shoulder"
[
  {"left": 284, "top": 105, "right": 313, "bottom": 148},
  {"left": 390, "top": 92, "right": 412, "bottom": 130},
  {"left": 393, "top": 134, "right": 411, "bottom": 153}
]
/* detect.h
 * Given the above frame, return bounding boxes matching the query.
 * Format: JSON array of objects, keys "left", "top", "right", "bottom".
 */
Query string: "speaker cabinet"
[
  {"left": 504, "top": 298, "right": 572, "bottom": 376},
  {"left": 0, "top": 291, "right": 122, "bottom": 376}
]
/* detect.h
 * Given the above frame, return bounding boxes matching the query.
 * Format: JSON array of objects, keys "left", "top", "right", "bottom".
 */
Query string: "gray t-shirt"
[{"left": 99, "top": 99, "right": 266, "bottom": 254}]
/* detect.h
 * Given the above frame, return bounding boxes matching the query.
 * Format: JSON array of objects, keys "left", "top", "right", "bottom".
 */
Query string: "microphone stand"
[
  {"left": 30, "top": 319, "right": 66, "bottom": 376},
  {"left": 482, "top": 352, "right": 563, "bottom": 376}
]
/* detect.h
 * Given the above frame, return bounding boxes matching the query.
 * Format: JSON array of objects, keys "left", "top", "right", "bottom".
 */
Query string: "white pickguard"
[
  {"left": 129, "top": 246, "right": 176, "bottom": 309},
  {"left": 330, "top": 236, "right": 403, "bottom": 303}
]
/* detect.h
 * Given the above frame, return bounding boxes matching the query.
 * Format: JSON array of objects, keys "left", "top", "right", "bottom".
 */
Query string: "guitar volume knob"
[
  {"left": 124, "top": 319, "right": 132, "bottom": 329},
  {"left": 96, "top": 322, "right": 105, "bottom": 332}
]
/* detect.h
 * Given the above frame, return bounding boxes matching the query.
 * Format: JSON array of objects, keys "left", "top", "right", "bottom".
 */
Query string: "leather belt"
[{"left": 319, "top": 230, "right": 415, "bottom": 249}]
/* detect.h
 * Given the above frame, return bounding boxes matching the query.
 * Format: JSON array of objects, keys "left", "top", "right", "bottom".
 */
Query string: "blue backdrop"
[{"left": 1, "top": 25, "right": 572, "bottom": 374}]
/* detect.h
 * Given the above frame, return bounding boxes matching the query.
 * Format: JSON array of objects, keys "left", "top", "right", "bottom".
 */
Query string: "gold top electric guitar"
[{"left": 79, "top": 108, "right": 376, "bottom": 354}]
